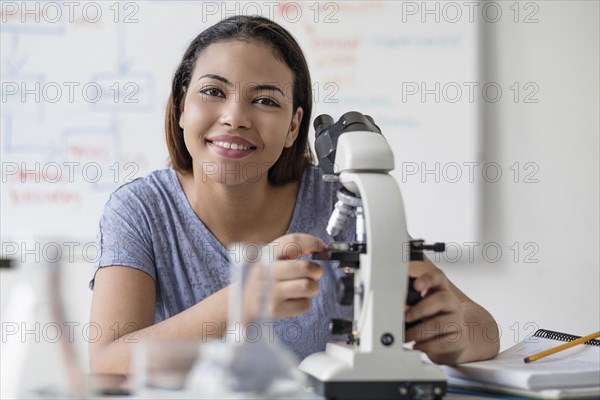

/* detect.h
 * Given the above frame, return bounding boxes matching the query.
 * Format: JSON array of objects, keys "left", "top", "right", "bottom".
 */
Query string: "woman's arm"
[
  {"left": 89, "top": 266, "right": 230, "bottom": 374},
  {"left": 405, "top": 257, "right": 500, "bottom": 365},
  {"left": 89, "top": 233, "right": 328, "bottom": 374}
]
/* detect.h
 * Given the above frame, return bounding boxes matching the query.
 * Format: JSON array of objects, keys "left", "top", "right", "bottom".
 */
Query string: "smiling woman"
[
  {"left": 164, "top": 16, "right": 314, "bottom": 187},
  {"left": 178, "top": 40, "right": 303, "bottom": 186},
  {"left": 88, "top": 15, "right": 499, "bottom": 376}
]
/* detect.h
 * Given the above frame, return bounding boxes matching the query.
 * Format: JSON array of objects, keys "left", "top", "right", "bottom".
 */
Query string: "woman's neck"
[{"left": 177, "top": 168, "right": 300, "bottom": 248}]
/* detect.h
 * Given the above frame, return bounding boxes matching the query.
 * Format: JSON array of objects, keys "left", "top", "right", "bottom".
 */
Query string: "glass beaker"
[
  {"left": 186, "top": 242, "right": 307, "bottom": 399},
  {"left": 1, "top": 238, "right": 85, "bottom": 399}
]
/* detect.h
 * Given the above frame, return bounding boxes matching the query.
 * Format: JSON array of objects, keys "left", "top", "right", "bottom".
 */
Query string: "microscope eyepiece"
[
  {"left": 314, "top": 112, "right": 382, "bottom": 175},
  {"left": 314, "top": 114, "right": 334, "bottom": 137}
]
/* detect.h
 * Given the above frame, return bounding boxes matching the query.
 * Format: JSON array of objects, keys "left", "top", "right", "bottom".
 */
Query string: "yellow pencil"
[{"left": 523, "top": 330, "right": 600, "bottom": 363}]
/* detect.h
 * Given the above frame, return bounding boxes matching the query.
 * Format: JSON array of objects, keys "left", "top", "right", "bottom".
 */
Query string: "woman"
[{"left": 89, "top": 15, "right": 499, "bottom": 374}]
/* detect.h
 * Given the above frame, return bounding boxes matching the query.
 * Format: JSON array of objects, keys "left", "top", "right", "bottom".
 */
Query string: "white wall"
[{"left": 442, "top": 1, "right": 600, "bottom": 351}]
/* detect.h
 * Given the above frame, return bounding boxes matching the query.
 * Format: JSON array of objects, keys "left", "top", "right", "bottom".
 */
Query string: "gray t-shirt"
[{"left": 91, "top": 166, "right": 354, "bottom": 360}]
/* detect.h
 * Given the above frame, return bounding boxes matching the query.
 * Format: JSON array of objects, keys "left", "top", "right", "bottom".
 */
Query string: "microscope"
[{"left": 298, "top": 112, "right": 447, "bottom": 399}]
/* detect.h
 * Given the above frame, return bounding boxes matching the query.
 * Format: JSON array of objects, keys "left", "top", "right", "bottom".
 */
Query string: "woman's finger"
[
  {"left": 405, "top": 290, "right": 458, "bottom": 323},
  {"left": 273, "top": 298, "right": 313, "bottom": 319},
  {"left": 405, "top": 312, "right": 463, "bottom": 344},
  {"left": 269, "top": 233, "right": 328, "bottom": 260},
  {"left": 274, "top": 278, "right": 320, "bottom": 301},
  {"left": 412, "top": 268, "right": 449, "bottom": 294},
  {"left": 413, "top": 332, "right": 466, "bottom": 365},
  {"left": 272, "top": 260, "right": 323, "bottom": 281}
]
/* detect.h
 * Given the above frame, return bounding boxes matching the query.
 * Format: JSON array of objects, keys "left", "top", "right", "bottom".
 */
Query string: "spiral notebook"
[{"left": 442, "top": 329, "right": 600, "bottom": 399}]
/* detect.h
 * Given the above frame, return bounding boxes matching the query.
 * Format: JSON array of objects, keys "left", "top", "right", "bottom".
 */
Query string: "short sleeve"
[{"left": 89, "top": 183, "right": 156, "bottom": 289}]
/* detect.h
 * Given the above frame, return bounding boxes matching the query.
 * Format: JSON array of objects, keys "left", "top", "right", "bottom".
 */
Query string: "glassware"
[
  {"left": 131, "top": 339, "right": 201, "bottom": 396},
  {"left": 0, "top": 237, "right": 85, "bottom": 399},
  {"left": 186, "top": 243, "right": 307, "bottom": 399}
]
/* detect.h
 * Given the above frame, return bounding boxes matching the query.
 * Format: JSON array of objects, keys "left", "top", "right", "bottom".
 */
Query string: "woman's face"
[{"left": 179, "top": 40, "right": 302, "bottom": 186}]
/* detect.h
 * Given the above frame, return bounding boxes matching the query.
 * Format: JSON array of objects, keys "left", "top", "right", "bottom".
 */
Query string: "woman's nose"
[{"left": 219, "top": 98, "right": 251, "bottom": 130}]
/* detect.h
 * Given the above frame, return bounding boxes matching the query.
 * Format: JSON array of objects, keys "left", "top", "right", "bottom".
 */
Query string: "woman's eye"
[
  {"left": 200, "top": 87, "right": 224, "bottom": 97},
  {"left": 254, "top": 97, "right": 279, "bottom": 107}
]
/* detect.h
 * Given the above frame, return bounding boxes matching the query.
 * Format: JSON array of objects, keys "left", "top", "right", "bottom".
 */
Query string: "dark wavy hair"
[{"left": 165, "top": 15, "right": 314, "bottom": 186}]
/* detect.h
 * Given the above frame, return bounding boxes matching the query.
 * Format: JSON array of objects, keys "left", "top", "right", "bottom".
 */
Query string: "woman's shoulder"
[
  {"left": 110, "top": 168, "right": 175, "bottom": 195},
  {"left": 104, "top": 168, "right": 181, "bottom": 212}
]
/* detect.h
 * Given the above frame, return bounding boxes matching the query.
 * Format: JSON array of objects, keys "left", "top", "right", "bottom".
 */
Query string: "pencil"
[{"left": 523, "top": 330, "right": 600, "bottom": 363}]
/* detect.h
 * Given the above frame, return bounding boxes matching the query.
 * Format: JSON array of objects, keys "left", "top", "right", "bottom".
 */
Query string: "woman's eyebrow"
[
  {"left": 250, "top": 84, "right": 285, "bottom": 97},
  {"left": 198, "top": 74, "right": 232, "bottom": 87}
]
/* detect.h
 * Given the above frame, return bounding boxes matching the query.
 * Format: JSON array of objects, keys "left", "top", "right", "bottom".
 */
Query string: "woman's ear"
[
  {"left": 178, "top": 87, "right": 187, "bottom": 129},
  {"left": 284, "top": 106, "right": 303, "bottom": 148}
]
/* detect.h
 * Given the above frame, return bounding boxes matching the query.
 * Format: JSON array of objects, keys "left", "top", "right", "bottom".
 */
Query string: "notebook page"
[
  {"left": 496, "top": 336, "right": 599, "bottom": 370},
  {"left": 444, "top": 336, "right": 600, "bottom": 389}
]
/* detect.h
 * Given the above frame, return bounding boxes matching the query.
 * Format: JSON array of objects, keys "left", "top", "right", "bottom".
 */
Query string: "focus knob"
[
  {"left": 329, "top": 319, "right": 353, "bottom": 335},
  {"left": 336, "top": 275, "right": 354, "bottom": 305},
  {"left": 407, "top": 277, "right": 422, "bottom": 306}
]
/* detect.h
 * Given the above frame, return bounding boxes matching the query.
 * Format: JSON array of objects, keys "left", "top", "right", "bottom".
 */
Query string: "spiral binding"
[{"left": 534, "top": 329, "right": 600, "bottom": 346}]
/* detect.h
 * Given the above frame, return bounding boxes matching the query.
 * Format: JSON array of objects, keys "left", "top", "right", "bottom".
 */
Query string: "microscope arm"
[{"left": 299, "top": 124, "right": 447, "bottom": 399}]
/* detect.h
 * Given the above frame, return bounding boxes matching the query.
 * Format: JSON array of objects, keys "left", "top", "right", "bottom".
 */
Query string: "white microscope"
[{"left": 299, "top": 112, "right": 447, "bottom": 399}]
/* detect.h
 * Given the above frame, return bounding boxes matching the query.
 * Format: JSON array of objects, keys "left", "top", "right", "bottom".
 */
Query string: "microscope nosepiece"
[
  {"left": 327, "top": 189, "right": 363, "bottom": 238},
  {"left": 327, "top": 200, "right": 355, "bottom": 238}
]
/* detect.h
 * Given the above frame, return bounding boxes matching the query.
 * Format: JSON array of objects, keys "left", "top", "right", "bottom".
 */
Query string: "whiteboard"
[{"left": 1, "top": 1, "right": 479, "bottom": 247}]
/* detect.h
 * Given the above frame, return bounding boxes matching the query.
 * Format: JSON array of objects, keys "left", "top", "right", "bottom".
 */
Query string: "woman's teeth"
[{"left": 212, "top": 141, "right": 252, "bottom": 151}]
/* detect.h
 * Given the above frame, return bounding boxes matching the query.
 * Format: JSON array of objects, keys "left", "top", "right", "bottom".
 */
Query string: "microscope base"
[
  {"left": 299, "top": 343, "right": 447, "bottom": 400},
  {"left": 308, "top": 377, "right": 447, "bottom": 400}
]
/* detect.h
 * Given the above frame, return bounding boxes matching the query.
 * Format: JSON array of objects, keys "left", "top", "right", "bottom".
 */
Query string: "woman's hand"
[
  {"left": 404, "top": 261, "right": 469, "bottom": 365},
  {"left": 242, "top": 233, "right": 327, "bottom": 321}
]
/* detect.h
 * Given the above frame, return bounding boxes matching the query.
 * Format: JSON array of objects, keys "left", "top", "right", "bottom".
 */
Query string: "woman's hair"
[{"left": 165, "top": 15, "right": 314, "bottom": 186}]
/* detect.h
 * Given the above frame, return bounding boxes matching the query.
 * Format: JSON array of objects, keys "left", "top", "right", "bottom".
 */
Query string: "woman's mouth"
[
  {"left": 206, "top": 139, "right": 257, "bottom": 159},
  {"left": 210, "top": 140, "right": 254, "bottom": 151}
]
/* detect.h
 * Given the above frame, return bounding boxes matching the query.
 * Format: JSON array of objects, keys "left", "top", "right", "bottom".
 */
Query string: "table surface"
[{"left": 85, "top": 374, "right": 516, "bottom": 400}]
